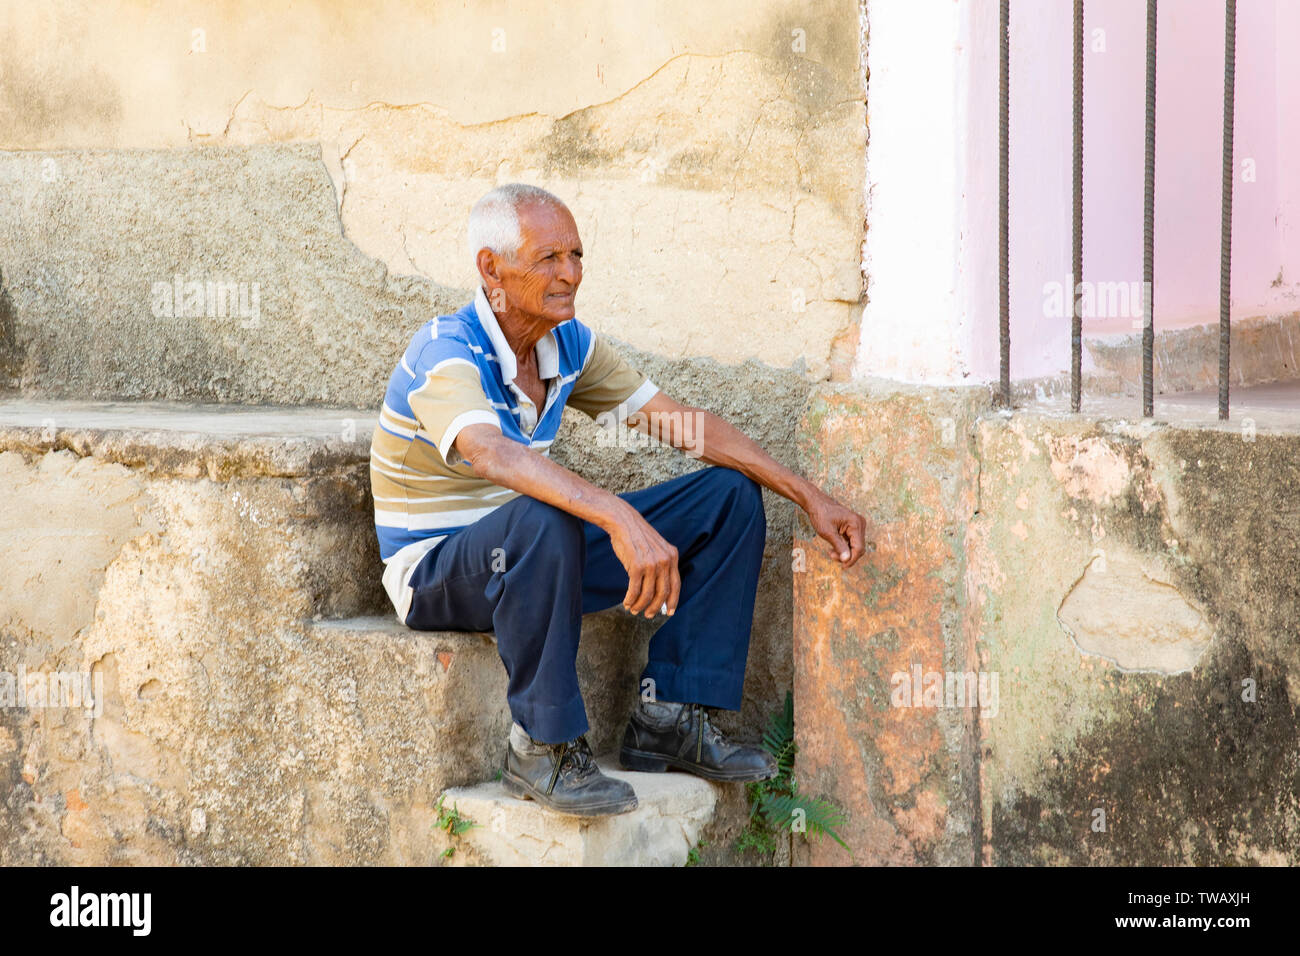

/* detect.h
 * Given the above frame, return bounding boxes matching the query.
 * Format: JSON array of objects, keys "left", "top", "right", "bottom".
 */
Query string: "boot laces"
[
  {"left": 680, "top": 704, "right": 729, "bottom": 761},
  {"left": 552, "top": 735, "right": 597, "bottom": 778},
  {"left": 698, "top": 706, "right": 729, "bottom": 745},
  {"left": 684, "top": 705, "right": 719, "bottom": 738}
]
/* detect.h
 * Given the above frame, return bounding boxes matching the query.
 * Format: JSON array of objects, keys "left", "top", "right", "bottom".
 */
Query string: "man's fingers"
[
  {"left": 624, "top": 565, "right": 648, "bottom": 614},
  {"left": 632, "top": 562, "right": 656, "bottom": 616},
  {"left": 666, "top": 560, "right": 681, "bottom": 617},
  {"left": 633, "top": 570, "right": 656, "bottom": 615},
  {"left": 616, "top": 520, "right": 679, "bottom": 616},
  {"left": 825, "top": 523, "right": 851, "bottom": 562},
  {"left": 845, "top": 517, "right": 865, "bottom": 563},
  {"left": 646, "top": 550, "right": 677, "bottom": 618},
  {"left": 645, "top": 562, "right": 668, "bottom": 618},
  {"left": 629, "top": 553, "right": 665, "bottom": 616}
]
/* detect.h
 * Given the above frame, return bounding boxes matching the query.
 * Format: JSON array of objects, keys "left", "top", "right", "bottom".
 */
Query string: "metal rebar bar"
[
  {"left": 1000, "top": 0, "right": 1011, "bottom": 407},
  {"left": 1219, "top": 0, "right": 1236, "bottom": 420},
  {"left": 1142, "top": 0, "right": 1157, "bottom": 417},
  {"left": 1072, "top": 0, "right": 1084, "bottom": 413}
]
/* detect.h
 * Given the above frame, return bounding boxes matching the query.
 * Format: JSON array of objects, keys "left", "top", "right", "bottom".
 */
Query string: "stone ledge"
[
  {"left": 310, "top": 614, "right": 496, "bottom": 646},
  {"left": 438, "top": 756, "right": 718, "bottom": 866},
  {"left": 1020, "top": 378, "right": 1300, "bottom": 435},
  {"left": 1085, "top": 310, "right": 1300, "bottom": 396},
  {"left": 0, "top": 399, "right": 375, "bottom": 478}
]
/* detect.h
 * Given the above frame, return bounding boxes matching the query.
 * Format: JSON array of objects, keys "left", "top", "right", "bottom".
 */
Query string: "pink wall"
[
  {"left": 1081, "top": 0, "right": 1285, "bottom": 333},
  {"left": 858, "top": 0, "right": 1297, "bottom": 385},
  {"left": 1010, "top": 0, "right": 1298, "bottom": 371},
  {"left": 1276, "top": 0, "right": 1300, "bottom": 310}
]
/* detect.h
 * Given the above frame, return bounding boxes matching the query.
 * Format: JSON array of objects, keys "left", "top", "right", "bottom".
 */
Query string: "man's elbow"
[{"left": 455, "top": 426, "right": 510, "bottom": 477}]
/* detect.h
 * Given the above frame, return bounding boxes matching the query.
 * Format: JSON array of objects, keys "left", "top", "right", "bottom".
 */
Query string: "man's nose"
[{"left": 558, "top": 254, "right": 581, "bottom": 286}]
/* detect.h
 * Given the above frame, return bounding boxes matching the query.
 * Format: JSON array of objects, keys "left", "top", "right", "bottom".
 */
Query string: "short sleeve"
[
  {"left": 566, "top": 332, "right": 660, "bottom": 422},
  {"left": 406, "top": 356, "right": 502, "bottom": 467}
]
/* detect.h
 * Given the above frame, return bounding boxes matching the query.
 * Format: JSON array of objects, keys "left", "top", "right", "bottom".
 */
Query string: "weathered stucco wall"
[
  {"left": 0, "top": 145, "right": 462, "bottom": 404},
  {"left": 795, "top": 382, "right": 1300, "bottom": 866},
  {"left": 0, "top": 0, "right": 866, "bottom": 380},
  {"left": 792, "top": 382, "right": 985, "bottom": 865},
  {"left": 975, "top": 415, "right": 1300, "bottom": 865}
]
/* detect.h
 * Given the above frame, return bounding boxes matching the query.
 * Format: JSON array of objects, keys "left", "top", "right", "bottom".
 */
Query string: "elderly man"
[{"left": 370, "top": 183, "right": 868, "bottom": 817}]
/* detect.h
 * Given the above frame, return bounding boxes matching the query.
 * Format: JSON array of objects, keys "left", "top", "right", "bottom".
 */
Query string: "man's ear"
[
  {"left": 477, "top": 249, "right": 511, "bottom": 313},
  {"left": 476, "top": 247, "right": 502, "bottom": 286}
]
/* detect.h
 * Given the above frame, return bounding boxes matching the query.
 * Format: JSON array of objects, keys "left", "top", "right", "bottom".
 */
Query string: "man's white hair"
[{"left": 467, "top": 183, "right": 568, "bottom": 265}]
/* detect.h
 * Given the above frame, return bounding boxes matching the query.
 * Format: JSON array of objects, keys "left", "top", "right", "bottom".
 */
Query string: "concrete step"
[
  {"left": 0, "top": 397, "right": 378, "bottom": 477},
  {"left": 0, "top": 398, "right": 386, "bottom": 622},
  {"left": 438, "top": 755, "right": 718, "bottom": 866}
]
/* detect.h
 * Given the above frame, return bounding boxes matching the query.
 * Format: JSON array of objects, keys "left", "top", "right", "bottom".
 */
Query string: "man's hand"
[
  {"left": 458, "top": 424, "right": 680, "bottom": 617},
  {"left": 605, "top": 501, "right": 681, "bottom": 618},
  {"left": 803, "top": 490, "right": 872, "bottom": 568}
]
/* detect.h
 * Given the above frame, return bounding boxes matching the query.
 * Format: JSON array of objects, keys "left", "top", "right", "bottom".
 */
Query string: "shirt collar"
[{"left": 473, "top": 287, "right": 559, "bottom": 384}]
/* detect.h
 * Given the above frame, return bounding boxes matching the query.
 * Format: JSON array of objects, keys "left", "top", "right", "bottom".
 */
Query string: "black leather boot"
[
  {"left": 501, "top": 722, "right": 638, "bottom": 817},
  {"left": 620, "top": 700, "right": 779, "bottom": 782}
]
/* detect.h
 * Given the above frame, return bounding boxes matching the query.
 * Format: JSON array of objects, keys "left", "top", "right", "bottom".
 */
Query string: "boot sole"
[
  {"left": 620, "top": 746, "right": 780, "bottom": 783},
  {"left": 500, "top": 770, "right": 639, "bottom": 817}
]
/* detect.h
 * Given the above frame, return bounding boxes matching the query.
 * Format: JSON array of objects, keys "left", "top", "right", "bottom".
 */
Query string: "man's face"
[{"left": 488, "top": 202, "right": 583, "bottom": 325}]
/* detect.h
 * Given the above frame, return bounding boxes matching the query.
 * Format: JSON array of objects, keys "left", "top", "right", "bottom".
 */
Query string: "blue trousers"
[{"left": 403, "top": 466, "right": 767, "bottom": 744}]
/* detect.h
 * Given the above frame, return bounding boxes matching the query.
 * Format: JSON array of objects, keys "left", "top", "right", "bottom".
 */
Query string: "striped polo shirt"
[{"left": 370, "top": 286, "right": 659, "bottom": 622}]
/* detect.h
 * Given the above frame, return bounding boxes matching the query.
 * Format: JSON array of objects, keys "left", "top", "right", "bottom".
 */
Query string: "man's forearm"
[
  {"left": 642, "top": 406, "right": 821, "bottom": 510},
  {"left": 465, "top": 434, "right": 636, "bottom": 532}
]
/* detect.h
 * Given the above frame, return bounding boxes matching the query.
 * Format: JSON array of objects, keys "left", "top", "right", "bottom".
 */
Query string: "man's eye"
[{"left": 573, "top": 251, "right": 583, "bottom": 259}]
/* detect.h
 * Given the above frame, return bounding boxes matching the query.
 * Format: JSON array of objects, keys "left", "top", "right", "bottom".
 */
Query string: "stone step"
[
  {"left": 302, "top": 615, "right": 509, "bottom": 789},
  {"left": 0, "top": 397, "right": 378, "bottom": 477},
  {"left": 305, "top": 614, "right": 651, "bottom": 775},
  {"left": 0, "top": 398, "right": 386, "bottom": 623},
  {"left": 292, "top": 615, "right": 665, "bottom": 864},
  {"left": 438, "top": 756, "right": 718, "bottom": 867}
]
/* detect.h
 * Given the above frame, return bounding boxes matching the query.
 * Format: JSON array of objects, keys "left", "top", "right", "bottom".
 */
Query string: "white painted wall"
[{"left": 855, "top": 0, "right": 970, "bottom": 383}]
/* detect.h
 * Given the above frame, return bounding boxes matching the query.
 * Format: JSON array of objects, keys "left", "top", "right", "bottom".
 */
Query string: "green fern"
[
  {"left": 755, "top": 791, "right": 850, "bottom": 849},
  {"left": 760, "top": 692, "right": 797, "bottom": 781},
  {"left": 734, "top": 691, "right": 850, "bottom": 857}
]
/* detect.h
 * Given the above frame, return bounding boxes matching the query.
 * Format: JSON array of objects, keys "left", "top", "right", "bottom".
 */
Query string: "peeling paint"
[{"left": 1056, "top": 549, "right": 1213, "bottom": 674}]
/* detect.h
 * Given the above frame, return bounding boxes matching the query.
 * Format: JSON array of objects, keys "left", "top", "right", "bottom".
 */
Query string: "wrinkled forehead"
[{"left": 516, "top": 201, "right": 581, "bottom": 250}]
